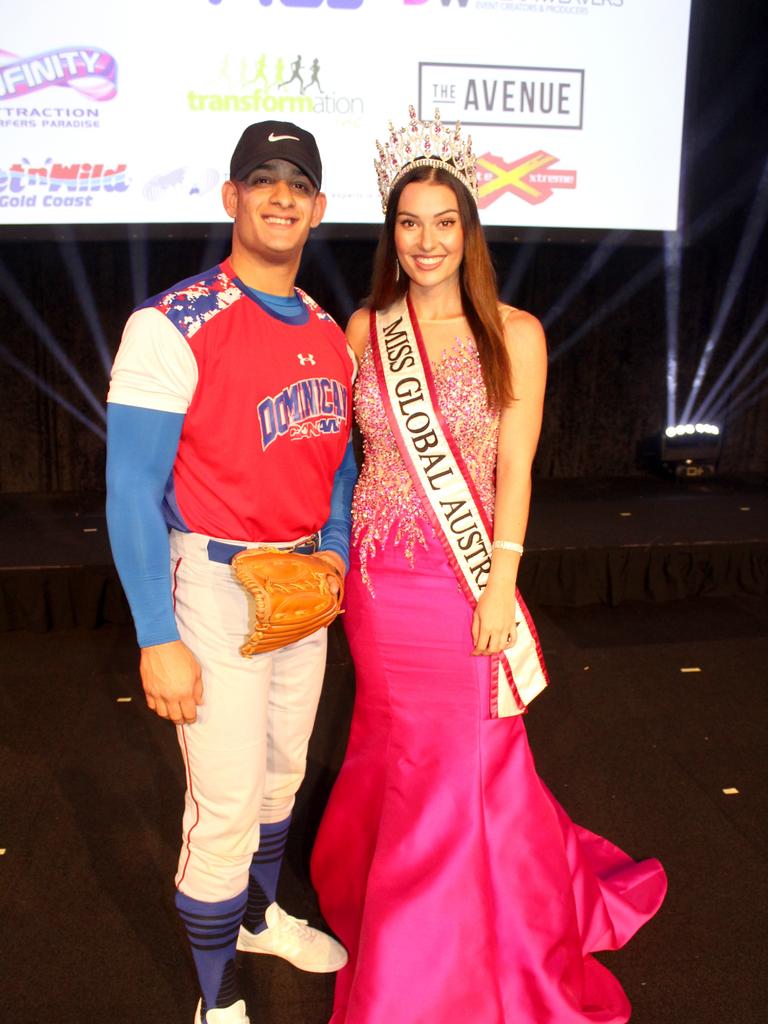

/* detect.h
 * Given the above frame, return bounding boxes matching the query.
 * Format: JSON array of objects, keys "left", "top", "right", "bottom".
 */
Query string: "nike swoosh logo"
[{"left": 268, "top": 132, "right": 300, "bottom": 143}]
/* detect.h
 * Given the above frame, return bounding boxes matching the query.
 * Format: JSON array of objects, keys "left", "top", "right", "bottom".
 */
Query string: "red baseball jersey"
[{"left": 109, "top": 258, "right": 354, "bottom": 542}]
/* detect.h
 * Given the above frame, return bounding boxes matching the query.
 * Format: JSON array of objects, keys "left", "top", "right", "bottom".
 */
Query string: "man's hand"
[
  {"left": 315, "top": 550, "right": 346, "bottom": 597},
  {"left": 139, "top": 639, "right": 204, "bottom": 725}
]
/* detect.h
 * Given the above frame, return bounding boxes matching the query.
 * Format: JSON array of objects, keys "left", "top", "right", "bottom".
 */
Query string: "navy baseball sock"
[
  {"left": 175, "top": 888, "right": 246, "bottom": 1020},
  {"left": 242, "top": 816, "right": 291, "bottom": 934}
]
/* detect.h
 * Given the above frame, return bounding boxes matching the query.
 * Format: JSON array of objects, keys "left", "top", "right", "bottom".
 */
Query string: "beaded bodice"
[{"left": 352, "top": 332, "right": 499, "bottom": 586}]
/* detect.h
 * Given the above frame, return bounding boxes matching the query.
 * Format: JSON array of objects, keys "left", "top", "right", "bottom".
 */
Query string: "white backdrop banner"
[{"left": 0, "top": 0, "right": 691, "bottom": 230}]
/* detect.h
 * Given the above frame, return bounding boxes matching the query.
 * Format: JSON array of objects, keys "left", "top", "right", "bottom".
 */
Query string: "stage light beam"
[
  {"left": 680, "top": 152, "right": 768, "bottom": 423},
  {"left": 542, "top": 230, "right": 630, "bottom": 331},
  {"left": 710, "top": 347, "right": 768, "bottom": 424},
  {"left": 686, "top": 38, "right": 766, "bottom": 164},
  {"left": 57, "top": 237, "right": 113, "bottom": 377},
  {"left": 0, "top": 258, "right": 106, "bottom": 423},
  {"left": 694, "top": 300, "right": 768, "bottom": 421},
  {"left": 664, "top": 230, "right": 683, "bottom": 426},
  {"left": 129, "top": 233, "right": 149, "bottom": 308},
  {"left": 549, "top": 253, "right": 663, "bottom": 363},
  {"left": 498, "top": 231, "right": 543, "bottom": 307},
  {"left": 550, "top": 170, "right": 754, "bottom": 364},
  {"left": 0, "top": 343, "right": 107, "bottom": 441}
]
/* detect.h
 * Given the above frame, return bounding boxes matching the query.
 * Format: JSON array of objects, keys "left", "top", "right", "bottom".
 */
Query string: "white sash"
[{"left": 371, "top": 297, "right": 548, "bottom": 718}]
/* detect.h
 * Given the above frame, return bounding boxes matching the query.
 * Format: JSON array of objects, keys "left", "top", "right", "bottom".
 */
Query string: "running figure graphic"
[
  {"left": 279, "top": 55, "right": 304, "bottom": 92},
  {"left": 242, "top": 55, "right": 269, "bottom": 89},
  {"left": 306, "top": 58, "right": 324, "bottom": 94}
]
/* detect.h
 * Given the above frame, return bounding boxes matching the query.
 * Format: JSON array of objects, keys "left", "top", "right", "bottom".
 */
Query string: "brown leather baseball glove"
[{"left": 232, "top": 547, "right": 344, "bottom": 656}]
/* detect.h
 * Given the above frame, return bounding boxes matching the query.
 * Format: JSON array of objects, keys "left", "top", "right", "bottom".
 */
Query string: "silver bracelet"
[{"left": 492, "top": 540, "right": 524, "bottom": 555}]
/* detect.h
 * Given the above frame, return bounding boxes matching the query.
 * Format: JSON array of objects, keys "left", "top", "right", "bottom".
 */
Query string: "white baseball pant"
[{"left": 168, "top": 529, "right": 327, "bottom": 902}]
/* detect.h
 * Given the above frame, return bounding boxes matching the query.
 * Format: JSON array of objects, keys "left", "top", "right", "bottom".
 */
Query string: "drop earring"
[{"left": 395, "top": 259, "right": 400, "bottom": 282}]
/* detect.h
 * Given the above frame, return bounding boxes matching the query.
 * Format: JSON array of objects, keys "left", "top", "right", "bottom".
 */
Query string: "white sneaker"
[
  {"left": 194, "top": 998, "right": 250, "bottom": 1024},
  {"left": 236, "top": 901, "right": 348, "bottom": 973}
]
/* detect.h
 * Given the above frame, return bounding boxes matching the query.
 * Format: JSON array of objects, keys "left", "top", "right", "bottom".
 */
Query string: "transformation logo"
[
  {"left": 0, "top": 47, "right": 117, "bottom": 101},
  {"left": 188, "top": 51, "right": 363, "bottom": 118},
  {"left": 477, "top": 151, "right": 576, "bottom": 207},
  {"left": 0, "top": 158, "right": 128, "bottom": 209},
  {"left": 420, "top": 64, "right": 584, "bottom": 129}
]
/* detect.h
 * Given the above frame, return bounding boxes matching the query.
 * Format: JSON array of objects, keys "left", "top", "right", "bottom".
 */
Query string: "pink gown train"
[{"left": 311, "top": 339, "right": 666, "bottom": 1024}]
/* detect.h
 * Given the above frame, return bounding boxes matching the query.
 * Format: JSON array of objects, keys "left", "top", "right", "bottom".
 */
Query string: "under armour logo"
[
  {"left": 268, "top": 132, "right": 300, "bottom": 143},
  {"left": 297, "top": 352, "right": 316, "bottom": 365}
]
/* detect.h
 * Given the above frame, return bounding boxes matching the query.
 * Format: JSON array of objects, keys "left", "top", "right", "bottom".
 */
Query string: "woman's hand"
[
  {"left": 316, "top": 550, "right": 346, "bottom": 597},
  {"left": 471, "top": 580, "right": 517, "bottom": 655}
]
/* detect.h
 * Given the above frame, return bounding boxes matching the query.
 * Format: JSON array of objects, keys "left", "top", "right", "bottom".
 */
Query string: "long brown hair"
[{"left": 369, "top": 166, "right": 512, "bottom": 408}]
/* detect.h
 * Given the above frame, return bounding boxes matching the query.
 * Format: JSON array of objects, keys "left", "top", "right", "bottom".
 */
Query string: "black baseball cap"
[{"left": 229, "top": 121, "right": 322, "bottom": 189}]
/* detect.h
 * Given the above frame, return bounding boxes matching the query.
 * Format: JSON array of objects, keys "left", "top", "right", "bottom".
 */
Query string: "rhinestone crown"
[{"left": 374, "top": 106, "right": 478, "bottom": 212}]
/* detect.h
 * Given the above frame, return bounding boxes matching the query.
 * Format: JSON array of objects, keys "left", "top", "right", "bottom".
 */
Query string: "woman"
[{"left": 311, "top": 108, "right": 666, "bottom": 1024}]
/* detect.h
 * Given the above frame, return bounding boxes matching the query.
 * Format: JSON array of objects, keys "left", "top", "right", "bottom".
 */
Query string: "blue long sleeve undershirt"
[
  {"left": 106, "top": 402, "right": 357, "bottom": 648},
  {"left": 317, "top": 436, "right": 358, "bottom": 571},
  {"left": 106, "top": 403, "right": 184, "bottom": 648}
]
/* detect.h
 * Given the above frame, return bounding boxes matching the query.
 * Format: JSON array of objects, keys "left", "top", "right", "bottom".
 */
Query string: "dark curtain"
[{"left": 1, "top": 0, "right": 766, "bottom": 493}]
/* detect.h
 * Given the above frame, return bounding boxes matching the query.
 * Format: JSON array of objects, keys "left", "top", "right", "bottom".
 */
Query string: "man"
[{"left": 106, "top": 121, "right": 356, "bottom": 1024}]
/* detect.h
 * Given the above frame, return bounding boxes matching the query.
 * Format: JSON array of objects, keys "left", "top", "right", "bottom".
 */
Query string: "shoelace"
[{"left": 273, "top": 907, "right": 317, "bottom": 943}]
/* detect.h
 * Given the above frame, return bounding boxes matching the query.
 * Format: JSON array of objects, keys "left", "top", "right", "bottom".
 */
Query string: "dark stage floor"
[
  {"left": 2, "top": 475, "right": 767, "bottom": 569},
  {"left": 0, "top": 475, "right": 766, "bottom": 1023},
  {"left": 1, "top": 474, "right": 766, "bottom": 633},
  {"left": 1, "top": 597, "right": 767, "bottom": 1024}
]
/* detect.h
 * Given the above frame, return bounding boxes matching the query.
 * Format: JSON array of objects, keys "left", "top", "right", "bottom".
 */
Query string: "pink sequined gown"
[{"left": 311, "top": 336, "right": 666, "bottom": 1024}]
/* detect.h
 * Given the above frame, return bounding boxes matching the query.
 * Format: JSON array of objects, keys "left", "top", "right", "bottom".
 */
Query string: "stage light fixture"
[{"left": 660, "top": 422, "right": 722, "bottom": 478}]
